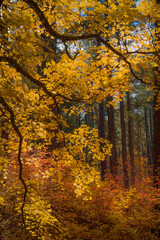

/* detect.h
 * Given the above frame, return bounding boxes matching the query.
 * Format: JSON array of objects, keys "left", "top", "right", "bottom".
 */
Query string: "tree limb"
[
  {"left": 0, "top": 56, "right": 85, "bottom": 102},
  {"left": 23, "top": 0, "right": 144, "bottom": 82},
  {"left": 23, "top": 0, "right": 98, "bottom": 41},
  {"left": 63, "top": 41, "right": 80, "bottom": 60},
  {"left": 0, "top": 95, "right": 27, "bottom": 226}
]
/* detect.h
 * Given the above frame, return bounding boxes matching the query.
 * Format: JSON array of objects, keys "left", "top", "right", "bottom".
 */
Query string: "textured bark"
[
  {"left": 153, "top": 0, "right": 160, "bottom": 186},
  {"left": 149, "top": 109, "right": 153, "bottom": 145},
  {"left": 144, "top": 107, "right": 151, "bottom": 166},
  {"left": 99, "top": 100, "right": 107, "bottom": 180},
  {"left": 127, "top": 92, "right": 135, "bottom": 185},
  {"left": 153, "top": 95, "right": 160, "bottom": 186},
  {"left": 107, "top": 96, "right": 118, "bottom": 177},
  {"left": 120, "top": 98, "right": 129, "bottom": 188}
]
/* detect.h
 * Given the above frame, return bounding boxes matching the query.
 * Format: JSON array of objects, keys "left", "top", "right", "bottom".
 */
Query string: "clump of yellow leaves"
[
  {"left": 56, "top": 125, "right": 112, "bottom": 199},
  {"left": 24, "top": 190, "right": 64, "bottom": 239},
  {"left": 58, "top": 125, "right": 111, "bottom": 164}
]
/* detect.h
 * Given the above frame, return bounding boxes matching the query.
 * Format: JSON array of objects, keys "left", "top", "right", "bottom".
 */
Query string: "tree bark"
[
  {"left": 127, "top": 92, "right": 135, "bottom": 185},
  {"left": 99, "top": 100, "right": 107, "bottom": 180},
  {"left": 153, "top": 94, "right": 160, "bottom": 186},
  {"left": 120, "top": 98, "right": 129, "bottom": 188},
  {"left": 144, "top": 107, "right": 151, "bottom": 166},
  {"left": 107, "top": 96, "right": 118, "bottom": 177},
  {"left": 153, "top": 0, "right": 160, "bottom": 186}
]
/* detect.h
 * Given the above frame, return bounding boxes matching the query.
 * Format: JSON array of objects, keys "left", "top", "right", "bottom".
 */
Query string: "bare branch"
[
  {"left": 126, "top": 51, "right": 157, "bottom": 55},
  {"left": 63, "top": 41, "right": 80, "bottom": 60}
]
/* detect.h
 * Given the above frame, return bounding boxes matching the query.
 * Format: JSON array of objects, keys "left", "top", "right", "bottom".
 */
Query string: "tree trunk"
[
  {"left": 127, "top": 92, "right": 135, "bottom": 185},
  {"left": 144, "top": 107, "right": 151, "bottom": 166},
  {"left": 153, "top": 94, "right": 160, "bottom": 186},
  {"left": 107, "top": 96, "right": 118, "bottom": 177},
  {"left": 99, "top": 100, "right": 107, "bottom": 180},
  {"left": 153, "top": 1, "right": 160, "bottom": 186},
  {"left": 120, "top": 98, "right": 129, "bottom": 188},
  {"left": 149, "top": 108, "right": 153, "bottom": 146}
]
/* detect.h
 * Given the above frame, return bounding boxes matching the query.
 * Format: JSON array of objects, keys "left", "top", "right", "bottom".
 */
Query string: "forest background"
[{"left": 0, "top": 0, "right": 160, "bottom": 239}]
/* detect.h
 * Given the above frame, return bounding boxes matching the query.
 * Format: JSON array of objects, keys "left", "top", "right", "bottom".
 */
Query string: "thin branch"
[
  {"left": 63, "top": 41, "right": 80, "bottom": 60},
  {"left": 98, "top": 36, "right": 144, "bottom": 82},
  {"left": 126, "top": 51, "right": 157, "bottom": 55},
  {"left": 0, "top": 95, "right": 27, "bottom": 226}
]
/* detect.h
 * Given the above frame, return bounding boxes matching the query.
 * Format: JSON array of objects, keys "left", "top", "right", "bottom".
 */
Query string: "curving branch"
[
  {"left": 98, "top": 36, "right": 144, "bottom": 82},
  {"left": 23, "top": 0, "right": 98, "bottom": 41},
  {"left": 0, "top": 56, "right": 92, "bottom": 128},
  {"left": 23, "top": 0, "right": 143, "bottom": 82},
  {"left": 0, "top": 56, "right": 85, "bottom": 102},
  {"left": 0, "top": 95, "right": 27, "bottom": 226}
]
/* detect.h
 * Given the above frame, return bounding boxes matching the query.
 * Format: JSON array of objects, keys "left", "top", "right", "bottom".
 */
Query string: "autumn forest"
[{"left": 0, "top": 0, "right": 160, "bottom": 239}]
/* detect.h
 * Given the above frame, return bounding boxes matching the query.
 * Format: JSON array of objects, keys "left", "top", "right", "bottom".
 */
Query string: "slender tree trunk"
[
  {"left": 149, "top": 108, "right": 153, "bottom": 167},
  {"left": 120, "top": 98, "right": 129, "bottom": 188},
  {"left": 149, "top": 108, "right": 153, "bottom": 145},
  {"left": 107, "top": 96, "right": 118, "bottom": 177},
  {"left": 144, "top": 107, "right": 151, "bottom": 166},
  {"left": 137, "top": 128, "right": 141, "bottom": 181},
  {"left": 91, "top": 110, "right": 94, "bottom": 129},
  {"left": 99, "top": 100, "right": 107, "bottom": 180},
  {"left": 85, "top": 108, "right": 88, "bottom": 125},
  {"left": 127, "top": 92, "right": 135, "bottom": 185},
  {"left": 78, "top": 114, "right": 81, "bottom": 127}
]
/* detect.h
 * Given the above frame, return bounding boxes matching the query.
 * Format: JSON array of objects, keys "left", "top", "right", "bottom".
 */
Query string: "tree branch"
[
  {"left": 22, "top": 0, "right": 145, "bottom": 82},
  {"left": 98, "top": 36, "right": 144, "bottom": 82},
  {"left": 63, "top": 41, "right": 80, "bottom": 60},
  {"left": 126, "top": 51, "right": 157, "bottom": 55},
  {"left": 0, "top": 95, "right": 27, "bottom": 226},
  {"left": 0, "top": 56, "right": 84, "bottom": 102},
  {"left": 23, "top": 0, "right": 98, "bottom": 41}
]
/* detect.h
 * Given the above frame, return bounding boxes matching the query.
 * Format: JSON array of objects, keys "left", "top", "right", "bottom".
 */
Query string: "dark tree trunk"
[
  {"left": 85, "top": 108, "right": 88, "bottom": 125},
  {"left": 127, "top": 92, "right": 135, "bottom": 185},
  {"left": 149, "top": 108, "right": 153, "bottom": 145},
  {"left": 1, "top": 117, "right": 9, "bottom": 152},
  {"left": 144, "top": 107, "right": 151, "bottom": 166},
  {"left": 120, "top": 98, "right": 129, "bottom": 188},
  {"left": 153, "top": 1, "right": 160, "bottom": 186},
  {"left": 153, "top": 94, "right": 160, "bottom": 186},
  {"left": 99, "top": 100, "right": 107, "bottom": 180},
  {"left": 91, "top": 110, "right": 94, "bottom": 129},
  {"left": 107, "top": 96, "right": 118, "bottom": 177}
]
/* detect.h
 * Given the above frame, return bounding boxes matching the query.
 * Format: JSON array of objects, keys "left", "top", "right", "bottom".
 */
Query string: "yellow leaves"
[
  {"left": 24, "top": 191, "right": 61, "bottom": 238},
  {"left": 0, "top": 197, "right": 5, "bottom": 206},
  {"left": 73, "top": 163, "right": 101, "bottom": 199},
  {"left": 62, "top": 125, "right": 111, "bottom": 163}
]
